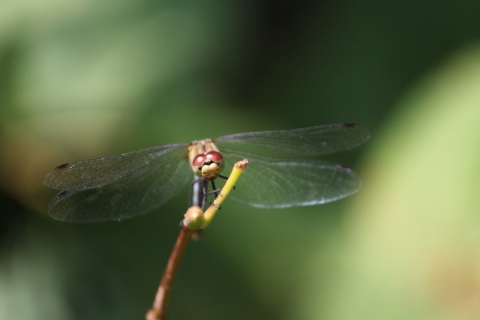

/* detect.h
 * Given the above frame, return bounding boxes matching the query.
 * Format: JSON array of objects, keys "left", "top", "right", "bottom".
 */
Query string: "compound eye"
[
  {"left": 205, "top": 151, "right": 223, "bottom": 163},
  {"left": 191, "top": 151, "right": 225, "bottom": 179},
  {"left": 192, "top": 153, "right": 206, "bottom": 168}
]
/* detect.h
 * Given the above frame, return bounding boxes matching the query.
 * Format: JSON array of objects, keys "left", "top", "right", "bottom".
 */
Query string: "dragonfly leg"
[
  {"left": 218, "top": 174, "right": 235, "bottom": 190},
  {"left": 200, "top": 180, "right": 224, "bottom": 209},
  {"left": 201, "top": 179, "right": 221, "bottom": 209},
  {"left": 203, "top": 180, "right": 222, "bottom": 196},
  {"left": 211, "top": 180, "right": 218, "bottom": 197},
  {"left": 210, "top": 180, "right": 223, "bottom": 209}
]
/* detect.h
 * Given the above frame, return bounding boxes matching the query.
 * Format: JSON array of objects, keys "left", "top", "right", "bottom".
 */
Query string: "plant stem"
[
  {"left": 201, "top": 159, "right": 248, "bottom": 229},
  {"left": 146, "top": 225, "right": 194, "bottom": 320},
  {"left": 145, "top": 159, "right": 248, "bottom": 319}
]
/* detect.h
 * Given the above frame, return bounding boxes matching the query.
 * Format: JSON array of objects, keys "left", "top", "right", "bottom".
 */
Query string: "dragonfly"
[{"left": 44, "top": 123, "right": 370, "bottom": 222}]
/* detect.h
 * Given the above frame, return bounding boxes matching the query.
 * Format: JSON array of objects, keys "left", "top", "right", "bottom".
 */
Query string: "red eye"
[
  {"left": 206, "top": 151, "right": 223, "bottom": 162},
  {"left": 192, "top": 154, "right": 206, "bottom": 167}
]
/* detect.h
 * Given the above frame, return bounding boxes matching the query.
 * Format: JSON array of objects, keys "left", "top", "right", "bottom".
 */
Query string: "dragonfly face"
[
  {"left": 44, "top": 123, "right": 370, "bottom": 222},
  {"left": 188, "top": 140, "right": 225, "bottom": 180}
]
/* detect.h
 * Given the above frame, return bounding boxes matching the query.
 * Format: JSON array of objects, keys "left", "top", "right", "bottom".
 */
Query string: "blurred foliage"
[
  {"left": 1, "top": 1, "right": 480, "bottom": 320},
  {"left": 296, "top": 45, "right": 480, "bottom": 320}
]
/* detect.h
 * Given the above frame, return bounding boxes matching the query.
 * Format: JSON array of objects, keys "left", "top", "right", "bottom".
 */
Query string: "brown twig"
[{"left": 146, "top": 225, "right": 194, "bottom": 320}]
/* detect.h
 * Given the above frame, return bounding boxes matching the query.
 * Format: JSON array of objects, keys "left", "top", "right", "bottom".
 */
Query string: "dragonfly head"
[{"left": 192, "top": 151, "right": 225, "bottom": 180}]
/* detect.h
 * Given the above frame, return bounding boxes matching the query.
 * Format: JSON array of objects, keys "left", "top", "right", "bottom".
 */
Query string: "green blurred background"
[{"left": 1, "top": 1, "right": 480, "bottom": 319}]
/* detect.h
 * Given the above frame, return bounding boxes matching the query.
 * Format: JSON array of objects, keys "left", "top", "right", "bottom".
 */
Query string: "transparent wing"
[
  {"left": 221, "top": 157, "right": 361, "bottom": 208},
  {"left": 44, "top": 142, "right": 189, "bottom": 191},
  {"left": 215, "top": 123, "right": 370, "bottom": 158},
  {"left": 45, "top": 144, "right": 193, "bottom": 222},
  {"left": 215, "top": 124, "right": 368, "bottom": 208}
]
